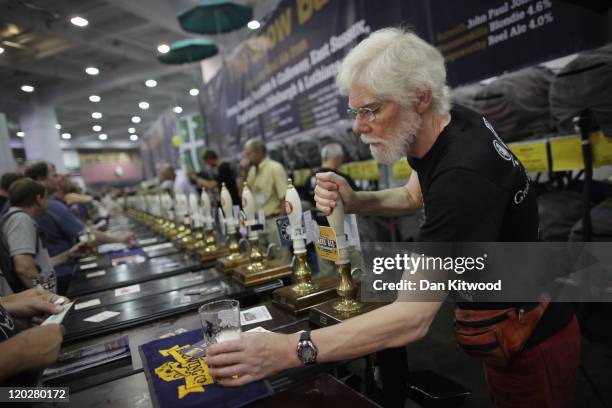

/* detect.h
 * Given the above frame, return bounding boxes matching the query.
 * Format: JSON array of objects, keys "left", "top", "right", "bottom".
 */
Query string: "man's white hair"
[
  {"left": 336, "top": 27, "right": 451, "bottom": 116},
  {"left": 321, "top": 143, "right": 344, "bottom": 163}
]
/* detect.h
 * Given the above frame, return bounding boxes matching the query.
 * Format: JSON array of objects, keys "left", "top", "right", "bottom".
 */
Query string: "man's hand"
[
  {"left": 68, "top": 241, "right": 89, "bottom": 258},
  {"left": 205, "top": 333, "right": 296, "bottom": 387},
  {"left": 115, "top": 232, "right": 135, "bottom": 245},
  {"left": 314, "top": 172, "right": 358, "bottom": 215},
  {"left": 1, "top": 292, "right": 66, "bottom": 321},
  {"left": 13, "top": 325, "right": 65, "bottom": 370}
]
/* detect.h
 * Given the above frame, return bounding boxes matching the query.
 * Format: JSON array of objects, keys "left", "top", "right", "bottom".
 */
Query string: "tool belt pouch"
[{"left": 454, "top": 302, "right": 549, "bottom": 367}]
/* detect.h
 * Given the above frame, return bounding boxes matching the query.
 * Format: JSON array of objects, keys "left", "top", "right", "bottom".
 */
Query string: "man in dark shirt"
[
  {"left": 304, "top": 142, "right": 358, "bottom": 207},
  {"left": 204, "top": 28, "right": 580, "bottom": 408},
  {"left": 194, "top": 149, "right": 240, "bottom": 205}
]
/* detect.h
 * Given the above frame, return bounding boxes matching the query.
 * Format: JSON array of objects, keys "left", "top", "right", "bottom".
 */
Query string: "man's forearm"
[
  {"left": 282, "top": 301, "right": 441, "bottom": 368},
  {"left": 50, "top": 251, "right": 70, "bottom": 267},
  {"left": 0, "top": 339, "right": 26, "bottom": 382},
  {"left": 350, "top": 187, "right": 420, "bottom": 216},
  {"left": 15, "top": 266, "right": 39, "bottom": 288}
]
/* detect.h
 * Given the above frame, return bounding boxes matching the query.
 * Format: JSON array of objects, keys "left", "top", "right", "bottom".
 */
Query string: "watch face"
[
  {"left": 298, "top": 340, "right": 316, "bottom": 363},
  {"left": 300, "top": 346, "right": 315, "bottom": 361}
]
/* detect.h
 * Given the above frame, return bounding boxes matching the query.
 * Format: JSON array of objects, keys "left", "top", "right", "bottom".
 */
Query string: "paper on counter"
[
  {"left": 245, "top": 326, "right": 272, "bottom": 333},
  {"left": 98, "top": 243, "right": 127, "bottom": 254},
  {"left": 114, "top": 284, "right": 141, "bottom": 297},
  {"left": 75, "top": 298, "right": 101, "bottom": 310},
  {"left": 240, "top": 305, "right": 272, "bottom": 326},
  {"left": 81, "top": 263, "right": 99, "bottom": 270},
  {"left": 84, "top": 311, "right": 120, "bottom": 323},
  {"left": 86, "top": 270, "right": 106, "bottom": 278},
  {"left": 143, "top": 242, "right": 174, "bottom": 252},
  {"left": 137, "top": 237, "right": 159, "bottom": 246}
]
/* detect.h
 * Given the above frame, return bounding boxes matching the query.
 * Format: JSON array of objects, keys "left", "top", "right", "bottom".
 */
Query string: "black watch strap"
[{"left": 299, "top": 331, "right": 311, "bottom": 342}]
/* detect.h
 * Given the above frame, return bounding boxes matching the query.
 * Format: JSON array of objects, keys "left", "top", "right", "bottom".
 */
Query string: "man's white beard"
[{"left": 360, "top": 109, "right": 422, "bottom": 165}]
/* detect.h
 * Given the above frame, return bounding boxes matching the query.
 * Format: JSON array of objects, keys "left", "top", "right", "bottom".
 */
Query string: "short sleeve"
[
  {"left": 4, "top": 213, "right": 37, "bottom": 256},
  {"left": 418, "top": 169, "right": 508, "bottom": 242}
]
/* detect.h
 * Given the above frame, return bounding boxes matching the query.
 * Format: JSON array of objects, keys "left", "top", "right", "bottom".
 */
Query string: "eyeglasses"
[{"left": 347, "top": 102, "right": 385, "bottom": 123}]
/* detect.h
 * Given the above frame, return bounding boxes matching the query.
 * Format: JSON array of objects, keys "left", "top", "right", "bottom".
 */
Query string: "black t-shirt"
[
  {"left": 0, "top": 305, "right": 39, "bottom": 386},
  {"left": 197, "top": 162, "right": 240, "bottom": 205},
  {"left": 407, "top": 105, "right": 572, "bottom": 346}
]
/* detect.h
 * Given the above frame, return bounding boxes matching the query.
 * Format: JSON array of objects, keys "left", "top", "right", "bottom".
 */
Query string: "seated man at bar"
[
  {"left": 206, "top": 28, "right": 579, "bottom": 407},
  {"left": 0, "top": 178, "right": 85, "bottom": 293},
  {"left": 26, "top": 162, "right": 133, "bottom": 294},
  {"left": 0, "top": 288, "right": 65, "bottom": 385}
]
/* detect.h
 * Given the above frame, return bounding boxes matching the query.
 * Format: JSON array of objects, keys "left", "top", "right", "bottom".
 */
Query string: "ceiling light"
[
  {"left": 247, "top": 20, "right": 261, "bottom": 30},
  {"left": 98, "top": 133, "right": 108, "bottom": 141},
  {"left": 145, "top": 79, "right": 157, "bottom": 88},
  {"left": 189, "top": 88, "right": 199, "bottom": 96},
  {"left": 16, "top": 131, "right": 24, "bottom": 137},
  {"left": 89, "top": 95, "right": 101, "bottom": 102},
  {"left": 131, "top": 116, "right": 141, "bottom": 124},
  {"left": 173, "top": 106, "right": 183, "bottom": 114},
  {"left": 55, "top": 124, "right": 62, "bottom": 130},
  {"left": 61, "top": 133, "right": 71, "bottom": 140},
  {"left": 85, "top": 66, "right": 99, "bottom": 75},
  {"left": 21, "top": 85, "right": 34, "bottom": 93},
  {"left": 70, "top": 16, "right": 89, "bottom": 27},
  {"left": 92, "top": 125, "right": 102, "bottom": 132},
  {"left": 0, "top": 47, "right": 4, "bottom": 54},
  {"left": 157, "top": 43, "right": 170, "bottom": 54},
  {"left": 138, "top": 101, "right": 149, "bottom": 109},
  {"left": 128, "top": 127, "right": 136, "bottom": 133},
  {"left": 130, "top": 134, "right": 138, "bottom": 141},
  {"left": 92, "top": 112, "right": 102, "bottom": 119}
]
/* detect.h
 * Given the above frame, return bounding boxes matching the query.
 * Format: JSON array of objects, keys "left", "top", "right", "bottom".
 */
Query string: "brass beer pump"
[
  {"left": 272, "top": 179, "right": 338, "bottom": 314},
  {"left": 326, "top": 194, "right": 363, "bottom": 314},
  {"left": 197, "top": 189, "right": 229, "bottom": 261},
  {"left": 232, "top": 183, "right": 292, "bottom": 286},
  {"left": 215, "top": 183, "right": 249, "bottom": 271}
]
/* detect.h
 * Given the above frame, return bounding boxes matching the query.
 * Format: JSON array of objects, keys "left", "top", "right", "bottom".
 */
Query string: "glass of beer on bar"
[{"left": 199, "top": 299, "right": 241, "bottom": 349}]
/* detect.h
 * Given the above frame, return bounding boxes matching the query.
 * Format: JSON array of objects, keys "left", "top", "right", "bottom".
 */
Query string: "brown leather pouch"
[{"left": 454, "top": 301, "right": 549, "bottom": 367}]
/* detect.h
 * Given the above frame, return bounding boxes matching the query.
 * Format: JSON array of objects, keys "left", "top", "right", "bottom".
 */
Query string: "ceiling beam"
[
  {"left": 0, "top": 58, "right": 82, "bottom": 82},
  {"left": 0, "top": 3, "right": 154, "bottom": 63}
]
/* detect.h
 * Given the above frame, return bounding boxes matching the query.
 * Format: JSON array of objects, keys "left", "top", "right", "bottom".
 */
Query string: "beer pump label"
[{"left": 316, "top": 226, "right": 339, "bottom": 262}]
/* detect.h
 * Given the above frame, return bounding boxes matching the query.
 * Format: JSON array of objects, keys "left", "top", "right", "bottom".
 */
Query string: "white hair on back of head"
[
  {"left": 336, "top": 27, "right": 451, "bottom": 116},
  {"left": 321, "top": 143, "right": 344, "bottom": 163}
]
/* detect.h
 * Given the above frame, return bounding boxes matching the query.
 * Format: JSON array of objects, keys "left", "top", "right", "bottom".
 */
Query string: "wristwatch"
[{"left": 296, "top": 331, "right": 318, "bottom": 365}]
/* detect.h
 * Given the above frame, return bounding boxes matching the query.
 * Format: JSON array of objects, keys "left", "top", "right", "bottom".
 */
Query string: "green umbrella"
[
  {"left": 158, "top": 38, "right": 218, "bottom": 64},
  {"left": 178, "top": 0, "right": 253, "bottom": 34}
]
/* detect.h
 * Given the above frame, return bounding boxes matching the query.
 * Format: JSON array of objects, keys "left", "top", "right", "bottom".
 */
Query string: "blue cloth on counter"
[{"left": 140, "top": 329, "right": 272, "bottom": 408}]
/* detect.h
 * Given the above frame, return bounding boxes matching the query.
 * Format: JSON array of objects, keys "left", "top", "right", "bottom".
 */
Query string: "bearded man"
[{"left": 205, "top": 28, "right": 580, "bottom": 408}]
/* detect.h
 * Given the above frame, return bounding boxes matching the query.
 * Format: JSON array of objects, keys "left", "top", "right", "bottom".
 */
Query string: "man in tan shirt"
[{"left": 244, "top": 139, "right": 289, "bottom": 260}]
